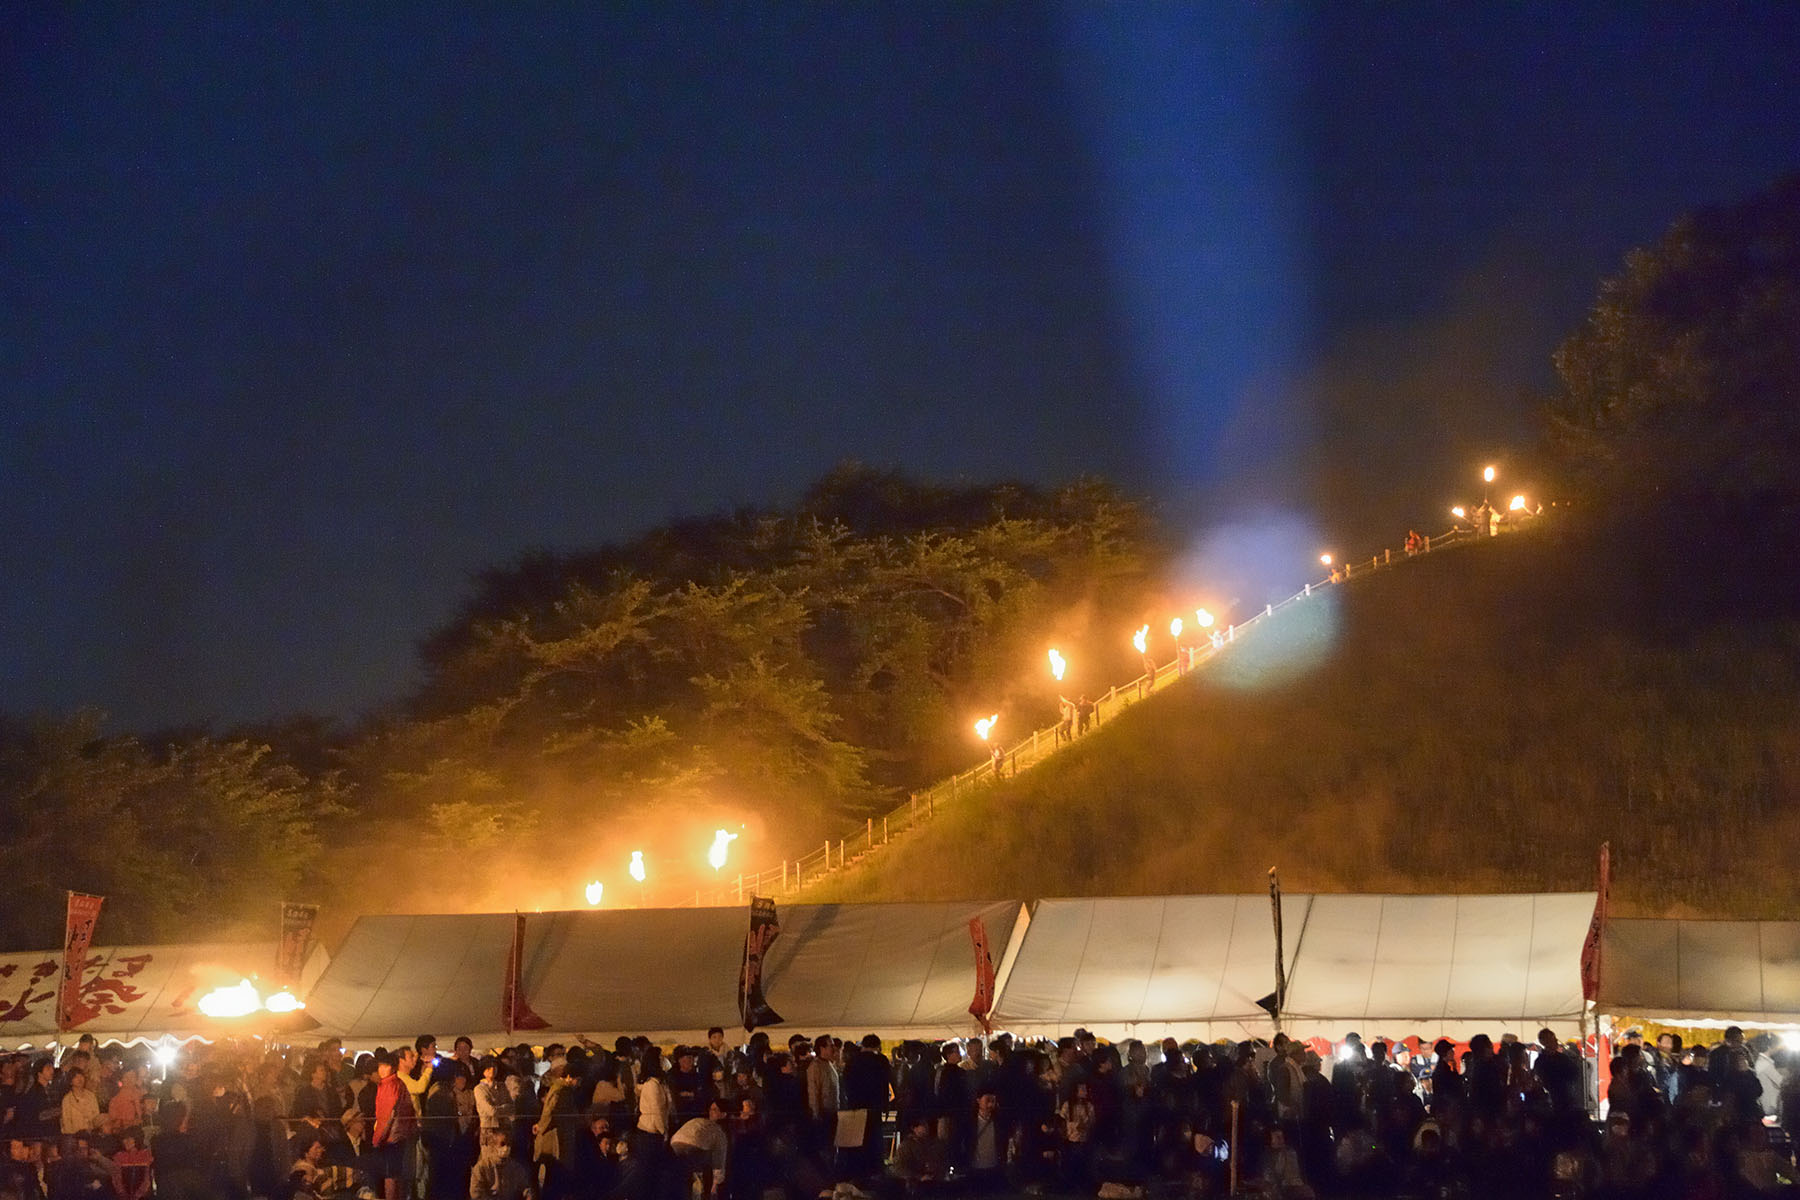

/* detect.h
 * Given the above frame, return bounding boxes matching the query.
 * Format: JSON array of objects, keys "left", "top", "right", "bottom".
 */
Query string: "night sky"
[{"left": 5, "top": 5, "right": 1798, "bottom": 730}]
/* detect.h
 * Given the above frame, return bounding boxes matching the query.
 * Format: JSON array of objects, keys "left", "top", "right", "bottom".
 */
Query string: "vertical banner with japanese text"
[
  {"left": 738, "top": 897, "right": 783, "bottom": 1033},
  {"left": 58, "top": 892, "right": 105, "bottom": 1031},
  {"left": 1580, "top": 842, "right": 1611, "bottom": 1003},
  {"left": 968, "top": 916, "right": 995, "bottom": 1032},
  {"left": 276, "top": 902, "right": 319, "bottom": 991}
]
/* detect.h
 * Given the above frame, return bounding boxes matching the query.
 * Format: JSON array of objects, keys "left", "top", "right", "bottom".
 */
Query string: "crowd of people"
[{"left": 2, "top": 1023, "right": 1798, "bottom": 1200}]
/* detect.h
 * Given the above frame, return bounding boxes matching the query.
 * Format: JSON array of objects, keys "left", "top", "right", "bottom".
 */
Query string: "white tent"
[
  {"left": 991, "top": 894, "right": 1308, "bottom": 1040},
  {"left": 1281, "top": 893, "right": 1595, "bottom": 1039},
  {"left": 305, "top": 900, "right": 1025, "bottom": 1044},
  {"left": 993, "top": 893, "right": 1595, "bottom": 1041},
  {"left": 0, "top": 942, "right": 325, "bottom": 1047},
  {"left": 1600, "top": 918, "right": 1800, "bottom": 1027}
]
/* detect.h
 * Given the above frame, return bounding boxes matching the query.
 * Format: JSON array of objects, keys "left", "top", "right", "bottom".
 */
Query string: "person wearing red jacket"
[{"left": 371, "top": 1051, "right": 418, "bottom": 1200}]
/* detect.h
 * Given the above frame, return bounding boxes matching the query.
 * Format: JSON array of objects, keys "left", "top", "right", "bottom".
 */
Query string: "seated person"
[
  {"left": 891, "top": 1116, "right": 949, "bottom": 1192},
  {"left": 289, "top": 1136, "right": 365, "bottom": 1200},
  {"left": 469, "top": 1131, "right": 531, "bottom": 1200}
]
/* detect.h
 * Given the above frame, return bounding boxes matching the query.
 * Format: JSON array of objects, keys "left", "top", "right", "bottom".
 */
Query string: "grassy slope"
[{"left": 807, "top": 523, "right": 1800, "bottom": 917}]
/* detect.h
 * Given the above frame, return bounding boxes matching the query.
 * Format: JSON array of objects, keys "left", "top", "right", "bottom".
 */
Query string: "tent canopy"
[
  {"left": 307, "top": 893, "right": 1594, "bottom": 1046},
  {"left": 305, "top": 901, "right": 1024, "bottom": 1044},
  {"left": 995, "top": 893, "right": 1595, "bottom": 1041},
  {"left": 0, "top": 942, "right": 323, "bottom": 1047},
  {"left": 1600, "top": 918, "right": 1800, "bottom": 1024},
  {"left": 992, "top": 895, "right": 1308, "bottom": 1037}
]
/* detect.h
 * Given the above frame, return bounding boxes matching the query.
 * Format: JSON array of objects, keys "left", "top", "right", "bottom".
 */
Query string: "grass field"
[{"left": 806, "top": 520, "right": 1800, "bottom": 918}]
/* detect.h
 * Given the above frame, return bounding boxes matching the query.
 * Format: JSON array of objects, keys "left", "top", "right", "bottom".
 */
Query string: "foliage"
[
  {"left": 809, "top": 525, "right": 1800, "bottom": 919},
  {"left": 0, "top": 712, "right": 340, "bottom": 948},
  {"left": 1546, "top": 174, "right": 1800, "bottom": 502},
  {"left": 0, "top": 467, "right": 1167, "bottom": 940}
]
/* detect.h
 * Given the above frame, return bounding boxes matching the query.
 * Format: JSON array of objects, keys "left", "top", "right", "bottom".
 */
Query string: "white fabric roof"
[
  {"left": 1600, "top": 918, "right": 1800, "bottom": 1023},
  {"left": 1281, "top": 893, "right": 1595, "bottom": 1038},
  {"left": 993, "top": 893, "right": 1595, "bottom": 1041},
  {"left": 992, "top": 895, "right": 1308, "bottom": 1039},
  {"left": 0, "top": 942, "right": 323, "bottom": 1047},
  {"left": 306, "top": 901, "right": 1024, "bottom": 1044}
]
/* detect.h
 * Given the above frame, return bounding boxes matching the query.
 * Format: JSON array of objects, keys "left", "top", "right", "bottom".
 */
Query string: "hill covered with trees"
[
  {"left": 0, "top": 471, "right": 1170, "bottom": 946},
  {"left": 3, "top": 174, "right": 1796, "bottom": 947},
  {"left": 806, "top": 515, "right": 1800, "bottom": 917}
]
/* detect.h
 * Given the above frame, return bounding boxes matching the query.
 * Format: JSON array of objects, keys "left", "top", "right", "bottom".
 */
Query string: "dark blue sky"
[{"left": 5, "top": 4, "right": 1797, "bottom": 729}]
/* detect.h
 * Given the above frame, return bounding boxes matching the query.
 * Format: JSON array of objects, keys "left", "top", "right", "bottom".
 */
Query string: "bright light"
[
  {"left": 1451, "top": 506, "right": 1466, "bottom": 519},
  {"left": 153, "top": 1044, "right": 178, "bottom": 1068},
  {"left": 1509, "top": 494, "right": 1526, "bottom": 512},
  {"left": 1195, "top": 608, "right": 1215, "bottom": 628},
  {"left": 1169, "top": 617, "right": 1183, "bottom": 639},
  {"left": 1483, "top": 465, "right": 1497, "bottom": 484},
  {"left": 585, "top": 880, "right": 604, "bottom": 906},
  {"left": 1319, "top": 554, "right": 1333, "bottom": 567},
  {"left": 263, "top": 990, "right": 304, "bottom": 1015},
  {"left": 1047, "top": 648, "right": 1066, "bottom": 681},
  {"left": 1335, "top": 1041, "right": 1356, "bottom": 1061},
  {"left": 629, "top": 851, "right": 646, "bottom": 883},
  {"left": 198, "top": 979, "right": 261, "bottom": 1019},
  {"left": 973, "top": 714, "right": 998, "bottom": 742},
  {"left": 1132, "top": 625, "right": 1149, "bottom": 655},
  {"left": 707, "top": 829, "right": 738, "bottom": 872},
  {"left": 1782, "top": 1031, "right": 1800, "bottom": 1051}
]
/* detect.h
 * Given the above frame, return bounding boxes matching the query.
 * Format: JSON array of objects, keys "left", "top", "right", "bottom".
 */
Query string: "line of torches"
[
  {"left": 973, "top": 606, "right": 1225, "bottom": 747},
  {"left": 564, "top": 465, "right": 1539, "bottom": 908},
  {"left": 581, "top": 829, "right": 739, "bottom": 908},
  {"left": 979, "top": 463, "right": 1533, "bottom": 748}
]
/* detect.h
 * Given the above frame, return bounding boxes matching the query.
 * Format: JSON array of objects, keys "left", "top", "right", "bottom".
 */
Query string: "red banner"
[
  {"left": 1580, "top": 842, "right": 1610, "bottom": 1003},
  {"left": 276, "top": 902, "right": 319, "bottom": 990},
  {"left": 968, "top": 916, "right": 995, "bottom": 1032},
  {"left": 502, "top": 913, "right": 547, "bottom": 1036},
  {"left": 58, "top": 893, "right": 105, "bottom": 1031}
]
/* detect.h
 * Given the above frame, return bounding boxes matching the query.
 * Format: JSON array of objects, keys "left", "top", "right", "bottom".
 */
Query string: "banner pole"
[{"left": 1268, "top": 868, "right": 1286, "bottom": 1035}]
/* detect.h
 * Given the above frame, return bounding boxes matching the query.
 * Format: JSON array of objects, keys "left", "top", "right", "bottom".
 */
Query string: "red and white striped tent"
[{"left": 0, "top": 941, "right": 327, "bottom": 1047}]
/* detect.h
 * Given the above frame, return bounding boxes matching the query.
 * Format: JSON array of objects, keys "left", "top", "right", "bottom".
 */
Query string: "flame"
[
  {"left": 1319, "top": 553, "right": 1333, "bottom": 566},
  {"left": 628, "top": 850, "right": 646, "bottom": 883},
  {"left": 263, "top": 990, "right": 304, "bottom": 1014},
  {"left": 197, "top": 979, "right": 262, "bottom": 1019},
  {"left": 1132, "top": 625, "right": 1148, "bottom": 655},
  {"left": 585, "top": 880, "right": 605, "bottom": 906},
  {"left": 1195, "top": 608, "right": 1215, "bottom": 628},
  {"left": 974, "top": 714, "right": 998, "bottom": 742},
  {"left": 1451, "top": 506, "right": 1466, "bottom": 519},
  {"left": 707, "top": 829, "right": 738, "bottom": 872},
  {"left": 1484, "top": 465, "right": 1497, "bottom": 483},
  {"left": 1047, "top": 648, "right": 1066, "bottom": 681},
  {"left": 1509, "top": 494, "right": 1526, "bottom": 511}
]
